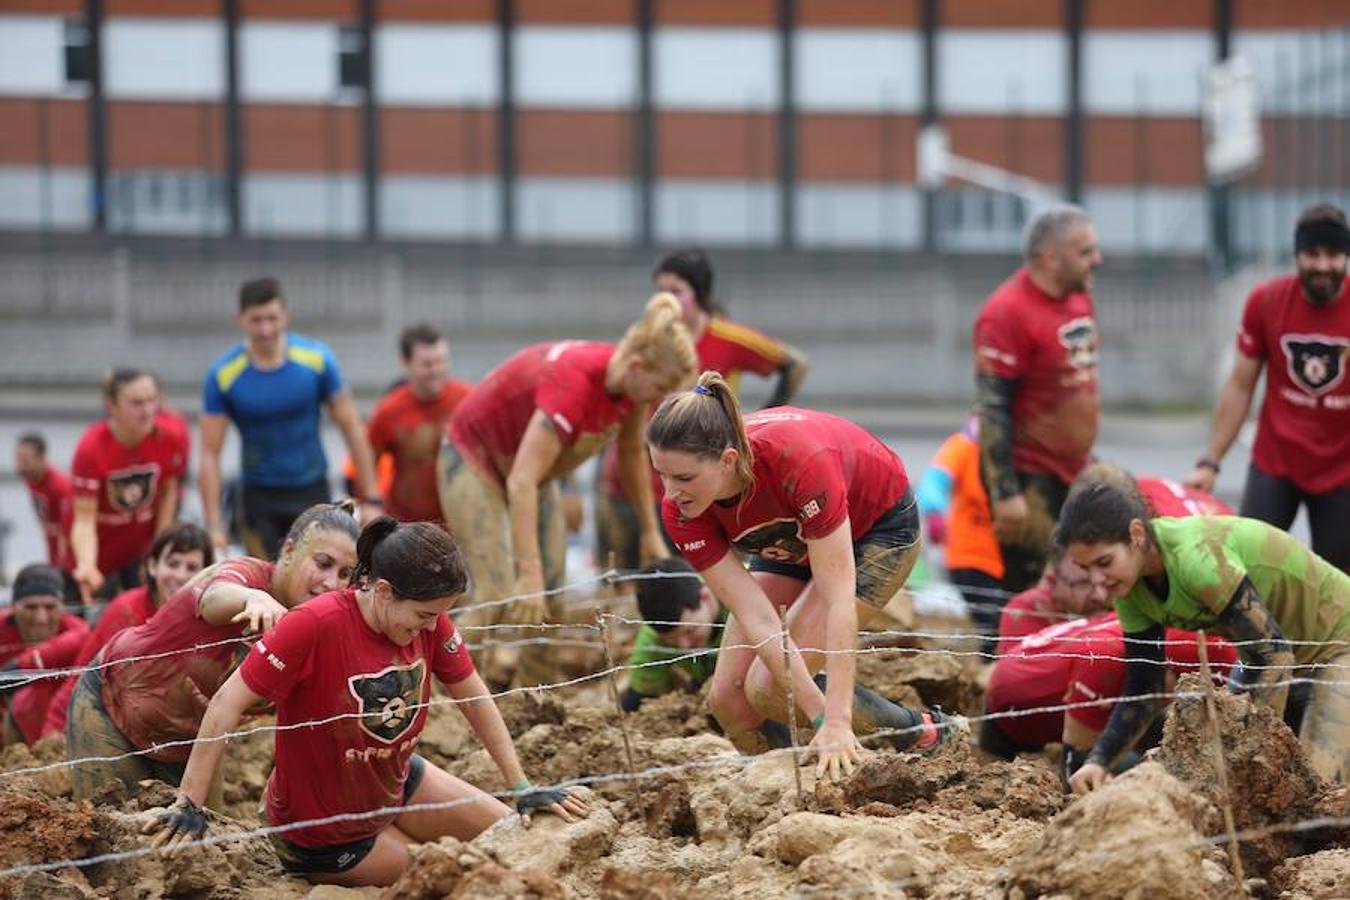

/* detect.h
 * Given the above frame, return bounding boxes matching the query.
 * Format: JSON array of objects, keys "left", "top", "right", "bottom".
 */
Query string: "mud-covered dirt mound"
[
  {"left": 1270, "top": 848, "right": 1350, "bottom": 900},
  {"left": 829, "top": 738, "right": 1064, "bottom": 821},
  {"left": 0, "top": 786, "right": 311, "bottom": 900},
  {"left": 856, "top": 650, "right": 984, "bottom": 717},
  {"left": 383, "top": 837, "right": 566, "bottom": 899},
  {"left": 1007, "top": 761, "right": 1243, "bottom": 900},
  {"left": 1159, "top": 674, "right": 1324, "bottom": 874}
]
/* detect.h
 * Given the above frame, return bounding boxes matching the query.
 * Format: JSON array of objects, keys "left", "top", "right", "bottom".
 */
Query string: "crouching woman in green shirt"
[{"left": 1056, "top": 481, "right": 1350, "bottom": 791}]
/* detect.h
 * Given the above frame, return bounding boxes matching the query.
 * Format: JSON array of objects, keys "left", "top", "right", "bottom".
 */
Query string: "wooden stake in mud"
[
  {"left": 1196, "top": 630, "right": 1247, "bottom": 891},
  {"left": 597, "top": 609, "right": 644, "bottom": 813},
  {"left": 778, "top": 606, "right": 806, "bottom": 809}
]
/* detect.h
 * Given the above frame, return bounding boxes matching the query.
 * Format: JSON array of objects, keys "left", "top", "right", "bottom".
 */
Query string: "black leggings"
[{"left": 1240, "top": 464, "right": 1350, "bottom": 574}]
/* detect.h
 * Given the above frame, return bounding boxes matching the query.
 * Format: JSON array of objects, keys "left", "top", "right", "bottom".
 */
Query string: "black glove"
[
  {"left": 156, "top": 796, "right": 208, "bottom": 842},
  {"left": 515, "top": 784, "right": 568, "bottom": 819}
]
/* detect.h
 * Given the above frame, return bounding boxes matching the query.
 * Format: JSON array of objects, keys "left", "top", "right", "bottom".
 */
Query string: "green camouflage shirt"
[{"left": 1115, "top": 516, "right": 1350, "bottom": 666}]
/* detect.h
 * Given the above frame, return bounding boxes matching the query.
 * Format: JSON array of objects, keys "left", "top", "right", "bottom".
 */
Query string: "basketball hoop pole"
[{"left": 917, "top": 124, "right": 1059, "bottom": 208}]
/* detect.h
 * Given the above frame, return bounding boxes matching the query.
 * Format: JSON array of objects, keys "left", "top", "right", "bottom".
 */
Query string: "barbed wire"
[{"left": 0, "top": 676, "right": 1344, "bottom": 884}]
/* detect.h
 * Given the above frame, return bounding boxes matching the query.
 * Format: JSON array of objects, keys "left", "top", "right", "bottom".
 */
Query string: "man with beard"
[
  {"left": 972, "top": 205, "right": 1103, "bottom": 599},
  {"left": 1186, "top": 203, "right": 1350, "bottom": 572}
]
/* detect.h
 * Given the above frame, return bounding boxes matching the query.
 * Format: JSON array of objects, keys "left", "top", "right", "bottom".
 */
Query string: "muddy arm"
[
  {"left": 976, "top": 373, "right": 1020, "bottom": 502},
  {"left": 1216, "top": 577, "right": 1293, "bottom": 718},
  {"left": 1086, "top": 624, "right": 1166, "bottom": 770}
]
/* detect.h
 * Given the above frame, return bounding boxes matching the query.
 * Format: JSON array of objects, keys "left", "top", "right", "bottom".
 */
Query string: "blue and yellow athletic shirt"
[{"left": 203, "top": 334, "right": 344, "bottom": 487}]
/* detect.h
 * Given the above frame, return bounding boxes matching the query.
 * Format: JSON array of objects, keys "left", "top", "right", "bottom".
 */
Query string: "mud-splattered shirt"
[
  {"left": 100, "top": 558, "right": 273, "bottom": 762},
  {"left": 1114, "top": 517, "right": 1350, "bottom": 666},
  {"left": 664, "top": 408, "right": 910, "bottom": 571},
  {"left": 1237, "top": 274, "right": 1350, "bottom": 494},
  {"left": 240, "top": 589, "right": 474, "bottom": 848},
  {"left": 448, "top": 341, "right": 633, "bottom": 487},
  {"left": 986, "top": 613, "right": 1236, "bottom": 746},
  {"left": 973, "top": 267, "right": 1099, "bottom": 485},
  {"left": 1136, "top": 478, "right": 1233, "bottom": 518}
]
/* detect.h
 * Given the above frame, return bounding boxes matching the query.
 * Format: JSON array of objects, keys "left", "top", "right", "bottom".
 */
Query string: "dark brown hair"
[
  {"left": 239, "top": 276, "right": 283, "bottom": 312},
  {"left": 144, "top": 522, "right": 215, "bottom": 601},
  {"left": 399, "top": 323, "right": 444, "bottom": 361},
  {"left": 101, "top": 367, "right": 156, "bottom": 403},
  {"left": 352, "top": 517, "right": 468, "bottom": 602}
]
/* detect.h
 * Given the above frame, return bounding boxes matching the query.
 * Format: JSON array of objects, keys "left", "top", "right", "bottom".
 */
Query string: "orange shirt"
[
  {"left": 928, "top": 430, "right": 1003, "bottom": 580},
  {"left": 368, "top": 380, "right": 473, "bottom": 521}
]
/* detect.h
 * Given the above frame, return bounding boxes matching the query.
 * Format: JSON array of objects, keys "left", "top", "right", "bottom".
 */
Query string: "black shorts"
[
  {"left": 271, "top": 754, "right": 428, "bottom": 875},
  {"left": 748, "top": 491, "right": 921, "bottom": 609},
  {"left": 239, "top": 479, "right": 331, "bottom": 561}
]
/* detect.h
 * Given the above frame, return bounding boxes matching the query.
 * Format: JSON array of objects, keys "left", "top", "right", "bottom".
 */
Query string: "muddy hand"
[
  {"left": 1069, "top": 762, "right": 1111, "bottom": 796},
  {"left": 231, "top": 592, "right": 287, "bottom": 634},
  {"left": 810, "top": 721, "right": 863, "bottom": 782},
  {"left": 515, "top": 784, "right": 579, "bottom": 827},
  {"left": 143, "top": 796, "right": 208, "bottom": 851}
]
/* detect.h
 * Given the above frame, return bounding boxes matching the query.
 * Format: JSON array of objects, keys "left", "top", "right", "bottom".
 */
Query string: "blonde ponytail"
[
  {"left": 646, "top": 370, "right": 755, "bottom": 494},
  {"left": 616, "top": 293, "right": 698, "bottom": 388}
]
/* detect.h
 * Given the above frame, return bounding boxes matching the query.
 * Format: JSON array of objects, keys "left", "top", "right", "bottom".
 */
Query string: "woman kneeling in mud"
[
  {"left": 148, "top": 517, "right": 588, "bottom": 888},
  {"left": 648, "top": 373, "right": 962, "bottom": 781},
  {"left": 67, "top": 501, "right": 360, "bottom": 804}
]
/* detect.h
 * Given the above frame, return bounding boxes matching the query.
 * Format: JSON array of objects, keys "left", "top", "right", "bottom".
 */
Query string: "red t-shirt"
[
  {"left": 0, "top": 611, "right": 89, "bottom": 744},
  {"left": 70, "top": 414, "right": 189, "bottom": 574},
  {"left": 24, "top": 467, "right": 75, "bottom": 571},
  {"left": 240, "top": 590, "right": 475, "bottom": 848},
  {"left": 664, "top": 408, "right": 910, "bottom": 572},
  {"left": 1136, "top": 477, "right": 1233, "bottom": 518},
  {"left": 43, "top": 585, "right": 158, "bottom": 736},
  {"left": 449, "top": 341, "right": 633, "bottom": 487},
  {"left": 368, "top": 380, "right": 473, "bottom": 522},
  {"left": 100, "top": 558, "right": 273, "bottom": 762},
  {"left": 997, "top": 579, "right": 1060, "bottom": 649},
  {"left": 973, "top": 268, "right": 1100, "bottom": 485},
  {"left": 1236, "top": 274, "right": 1350, "bottom": 494},
  {"left": 986, "top": 614, "right": 1237, "bottom": 747},
  {"left": 599, "top": 316, "right": 789, "bottom": 497}
]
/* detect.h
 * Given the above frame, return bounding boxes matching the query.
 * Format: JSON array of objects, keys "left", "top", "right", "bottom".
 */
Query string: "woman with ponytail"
[
  {"left": 67, "top": 501, "right": 359, "bottom": 802},
  {"left": 594, "top": 248, "right": 811, "bottom": 573},
  {"left": 648, "top": 373, "right": 960, "bottom": 780},
  {"left": 438, "top": 294, "right": 697, "bottom": 685},
  {"left": 149, "top": 517, "right": 587, "bottom": 888}
]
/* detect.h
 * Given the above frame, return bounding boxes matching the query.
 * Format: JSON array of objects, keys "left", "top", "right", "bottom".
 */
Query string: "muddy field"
[{"left": 0, "top": 624, "right": 1345, "bottom": 899}]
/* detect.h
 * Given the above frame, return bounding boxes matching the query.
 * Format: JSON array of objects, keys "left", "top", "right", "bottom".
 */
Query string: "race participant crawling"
[
  {"left": 648, "top": 373, "right": 958, "bottom": 779},
  {"left": 595, "top": 249, "right": 810, "bottom": 570},
  {"left": 620, "top": 557, "right": 728, "bottom": 713},
  {"left": 973, "top": 204, "right": 1102, "bottom": 596},
  {"left": 1058, "top": 482, "right": 1350, "bottom": 791},
  {"left": 437, "top": 294, "right": 697, "bottom": 686},
  {"left": 1186, "top": 203, "right": 1350, "bottom": 573},
  {"left": 70, "top": 368, "right": 189, "bottom": 601},
  {"left": 65, "top": 502, "right": 359, "bottom": 803},
  {"left": 42, "top": 523, "right": 213, "bottom": 737},
  {"left": 983, "top": 612, "right": 1236, "bottom": 769},
  {"left": 998, "top": 465, "right": 1233, "bottom": 644},
  {"left": 366, "top": 324, "right": 473, "bottom": 523},
  {"left": 15, "top": 432, "right": 75, "bottom": 574},
  {"left": 0, "top": 564, "right": 88, "bottom": 746},
  {"left": 997, "top": 544, "right": 1096, "bottom": 647},
  {"left": 148, "top": 518, "right": 589, "bottom": 888}
]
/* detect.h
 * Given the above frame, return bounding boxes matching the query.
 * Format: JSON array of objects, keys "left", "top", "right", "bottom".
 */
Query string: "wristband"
[
  {"left": 1194, "top": 457, "right": 1221, "bottom": 474},
  {"left": 510, "top": 779, "right": 531, "bottom": 792},
  {"left": 812, "top": 713, "right": 825, "bottom": 730}
]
